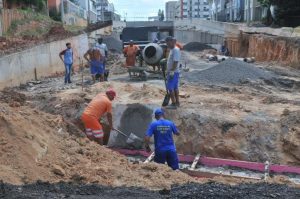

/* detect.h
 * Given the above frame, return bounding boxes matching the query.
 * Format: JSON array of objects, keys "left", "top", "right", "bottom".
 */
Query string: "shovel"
[
  {"left": 113, "top": 128, "right": 143, "bottom": 148},
  {"left": 161, "top": 65, "right": 170, "bottom": 107}
]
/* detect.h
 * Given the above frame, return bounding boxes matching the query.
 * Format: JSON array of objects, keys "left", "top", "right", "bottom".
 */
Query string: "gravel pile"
[
  {"left": 103, "top": 36, "right": 123, "bottom": 53},
  {"left": 183, "top": 42, "right": 214, "bottom": 52},
  {"left": 2, "top": 182, "right": 300, "bottom": 198},
  {"left": 183, "top": 59, "right": 274, "bottom": 85}
]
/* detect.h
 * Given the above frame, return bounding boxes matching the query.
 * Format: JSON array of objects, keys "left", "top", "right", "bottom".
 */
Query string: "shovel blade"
[
  {"left": 126, "top": 133, "right": 143, "bottom": 148},
  {"left": 162, "top": 93, "right": 170, "bottom": 107}
]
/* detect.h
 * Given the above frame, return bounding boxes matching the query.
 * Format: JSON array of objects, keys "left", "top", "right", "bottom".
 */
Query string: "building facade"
[
  {"left": 78, "top": 0, "right": 97, "bottom": 23},
  {"left": 209, "top": 0, "right": 265, "bottom": 22},
  {"left": 176, "top": 0, "right": 210, "bottom": 19},
  {"left": 96, "top": 0, "right": 119, "bottom": 21},
  {"left": 165, "top": 1, "right": 177, "bottom": 21}
]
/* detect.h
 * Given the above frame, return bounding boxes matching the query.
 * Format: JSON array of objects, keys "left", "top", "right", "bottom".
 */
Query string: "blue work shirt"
[
  {"left": 146, "top": 119, "right": 179, "bottom": 152},
  {"left": 62, "top": 48, "right": 73, "bottom": 65}
]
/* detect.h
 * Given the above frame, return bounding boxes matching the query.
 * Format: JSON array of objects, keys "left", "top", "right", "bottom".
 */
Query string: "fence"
[
  {"left": 63, "top": 0, "right": 87, "bottom": 20},
  {"left": 1, "top": 9, "right": 26, "bottom": 34}
]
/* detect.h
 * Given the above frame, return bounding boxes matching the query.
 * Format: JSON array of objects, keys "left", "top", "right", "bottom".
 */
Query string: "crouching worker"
[
  {"left": 144, "top": 108, "right": 180, "bottom": 170},
  {"left": 81, "top": 89, "right": 116, "bottom": 145}
]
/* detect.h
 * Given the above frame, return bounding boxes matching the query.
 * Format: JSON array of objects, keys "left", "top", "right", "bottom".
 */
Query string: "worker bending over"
[
  {"left": 81, "top": 89, "right": 116, "bottom": 145},
  {"left": 145, "top": 108, "right": 180, "bottom": 170},
  {"left": 123, "top": 40, "right": 140, "bottom": 67},
  {"left": 84, "top": 45, "right": 104, "bottom": 83},
  {"left": 166, "top": 36, "right": 181, "bottom": 108}
]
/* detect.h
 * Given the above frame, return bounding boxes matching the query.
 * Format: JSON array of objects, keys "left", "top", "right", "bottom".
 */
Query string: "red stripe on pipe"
[{"left": 111, "top": 148, "right": 300, "bottom": 175}]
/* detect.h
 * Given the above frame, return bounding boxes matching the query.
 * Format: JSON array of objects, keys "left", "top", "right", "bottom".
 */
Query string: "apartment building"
[
  {"left": 176, "top": 0, "right": 210, "bottom": 19},
  {"left": 165, "top": 1, "right": 177, "bottom": 21},
  {"left": 78, "top": 0, "right": 97, "bottom": 23}
]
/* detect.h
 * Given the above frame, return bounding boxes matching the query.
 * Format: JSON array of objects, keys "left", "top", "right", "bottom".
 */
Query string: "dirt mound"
[
  {"left": 183, "top": 42, "right": 214, "bottom": 52},
  {"left": 0, "top": 88, "right": 27, "bottom": 107},
  {"left": 0, "top": 102, "right": 194, "bottom": 189},
  {"left": 106, "top": 53, "right": 127, "bottom": 75},
  {"left": 129, "top": 84, "right": 164, "bottom": 102},
  {"left": 183, "top": 59, "right": 275, "bottom": 85}
]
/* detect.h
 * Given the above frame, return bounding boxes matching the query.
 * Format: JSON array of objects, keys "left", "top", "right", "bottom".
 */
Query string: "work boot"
[
  {"left": 176, "top": 102, "right": 180, "bottom": 107},
  {"left": 166, "top": 103, "right": 177, "bottom": 109}
]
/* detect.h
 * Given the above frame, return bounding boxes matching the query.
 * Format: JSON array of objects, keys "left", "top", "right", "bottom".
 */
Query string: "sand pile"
[{"left": 0, "top": 102, "right": 194, "bottom": 189}]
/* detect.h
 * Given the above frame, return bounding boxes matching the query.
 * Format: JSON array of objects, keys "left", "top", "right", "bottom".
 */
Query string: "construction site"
[{"left": 1, "top": 1, "right": 300, "bottom": 198}]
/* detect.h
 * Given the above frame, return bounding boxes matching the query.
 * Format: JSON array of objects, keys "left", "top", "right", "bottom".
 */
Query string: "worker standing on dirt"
[
  {"left": 166, "top": 36, "right": 181, "bottom": 108},
  {"left": 84, "top": 46, "right": 104, "bottom": 83},
  {"left": 81, "top": 89, "right": 116, "bottom": 145},
  {"left": 123, "top": 40, "right": 140, "bottom": 67},
  {"left": 59, "top": 43, "right": 73, "bottom": 84},
  {"left": 145, "top": 108, "right": 180, "bottom": 170}
]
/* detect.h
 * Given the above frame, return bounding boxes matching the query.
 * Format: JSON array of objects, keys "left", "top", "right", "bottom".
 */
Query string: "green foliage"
[
  {"left": 8, "top": 0, "right": 46, "bottom": 11},
  {"left": 158, "top": 9, "right": 164, "bottom": 21},
  {"left": 49, "top": 9, "right": 62, "bottom": 22}
]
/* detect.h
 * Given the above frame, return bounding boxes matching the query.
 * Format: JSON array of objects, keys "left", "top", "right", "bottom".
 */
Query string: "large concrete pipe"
[{"left": 142, "top": 43, "right": 164, "bottom": 66}]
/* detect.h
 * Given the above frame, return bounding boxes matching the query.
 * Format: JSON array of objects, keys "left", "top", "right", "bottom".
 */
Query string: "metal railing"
[{"left": 63, "top": 0, "right": 87, "bottom": 19}]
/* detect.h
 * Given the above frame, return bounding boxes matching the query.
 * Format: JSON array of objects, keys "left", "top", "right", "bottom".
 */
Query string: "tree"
[
  {"left": 258, "top": 0, "right": 300, "bottom": 27},
  {"left": 157, "top": 9, "right": 164, "bottom": 21},
  {"left": 8, "top": 0, "right": 46, "bottom": 11},
  {"left": 160, "top": 10, "right": 165, "bottom": 21}
]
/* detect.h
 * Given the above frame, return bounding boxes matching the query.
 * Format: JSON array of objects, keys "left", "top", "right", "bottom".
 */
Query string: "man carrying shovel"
[
  {"left": 81, "top": 89, "right": 116, "bottom": 145},
  {"left": 165, "top": 36, "right": 181, "bottom": 109},
  {"left": 144, "top": 108, "right": 180, "bottom": 170}
]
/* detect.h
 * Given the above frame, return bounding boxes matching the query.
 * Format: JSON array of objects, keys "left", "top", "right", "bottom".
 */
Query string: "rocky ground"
[{"left": 1, "top": 182, "right": 300, "bottom": 199}]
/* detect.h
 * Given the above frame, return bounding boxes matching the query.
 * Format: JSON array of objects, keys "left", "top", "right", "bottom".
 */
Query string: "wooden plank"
[{"left": 190, "top": 154, "right": 201, "bottom": 170}]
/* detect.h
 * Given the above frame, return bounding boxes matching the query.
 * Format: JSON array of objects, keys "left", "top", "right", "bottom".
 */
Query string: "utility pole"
[
  {"left": 87, "top": 0, "right": 90, "bottom": 25},
  {"left": 101, "top": 0, "right": 104, "bottom": 22},
  {"left": 46, "top": 0, "right": 49, "bottom": 17},
  {"left": 61, "top": 0, "right": 64, "bottom": 23},
  {"left": 247, "top": 0, "right": 250, "bottom": 26}
]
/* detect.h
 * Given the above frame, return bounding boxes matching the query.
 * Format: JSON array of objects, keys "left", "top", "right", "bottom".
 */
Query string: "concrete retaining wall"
[
  {"left": 0, "top": 34, "right": 89, "bottom": 89},
  {"left": 175, "top": 30, "right": 224, "bottom": 45},
  {"left": 174, "top": 19, "right": 240, "bottom": 37}
]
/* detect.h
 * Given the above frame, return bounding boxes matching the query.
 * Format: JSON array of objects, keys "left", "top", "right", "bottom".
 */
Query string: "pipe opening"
[{"left": 144, "top": 46, "right": 157, "bottom": 58}]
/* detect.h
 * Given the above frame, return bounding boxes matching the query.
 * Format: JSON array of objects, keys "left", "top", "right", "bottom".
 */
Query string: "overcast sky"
[{"left": 110, "top": 0, "right": 170, "bottom": 21}]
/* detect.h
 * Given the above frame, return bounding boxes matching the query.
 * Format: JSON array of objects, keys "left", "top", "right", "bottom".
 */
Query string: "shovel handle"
[{"left": 113, "top": 128, "right": 128, "bottom": 138}]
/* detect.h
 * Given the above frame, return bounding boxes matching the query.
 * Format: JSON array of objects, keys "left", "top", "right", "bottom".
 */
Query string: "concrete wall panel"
[{"left": 0, "top": 33, "right": 89, "bottom": 89}]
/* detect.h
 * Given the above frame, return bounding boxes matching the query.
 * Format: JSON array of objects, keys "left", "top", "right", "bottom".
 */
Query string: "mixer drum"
[{"left": 142, "top": 43, "right": 164, "bottom": 66}]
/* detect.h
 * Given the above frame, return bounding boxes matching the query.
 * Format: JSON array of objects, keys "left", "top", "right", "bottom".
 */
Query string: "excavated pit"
[{"left": 108, "top": 103, "right": 156, "bottom": 149}]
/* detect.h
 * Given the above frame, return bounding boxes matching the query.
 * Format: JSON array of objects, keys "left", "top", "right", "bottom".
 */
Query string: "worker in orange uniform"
[
  {"left": 123, "top": 40, "right": 140, "bottom": 67},
  {"left": 81, "top": 89, "right": 116, "bottom": 145}
]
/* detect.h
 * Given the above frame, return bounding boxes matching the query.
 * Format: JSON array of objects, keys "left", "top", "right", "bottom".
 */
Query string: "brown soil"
[
  {"left": 0, "top": 24, "right": 76, "bottom": 57},
  {"left": 0, "top": 102, "right": 194, "bottom": 189},
  {"left": 227, "top": 33, "right": 300, "bottom": 69}
]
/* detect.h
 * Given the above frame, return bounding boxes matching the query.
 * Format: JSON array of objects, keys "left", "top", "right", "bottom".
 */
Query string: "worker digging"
[
  {"left": 81, "top": 89, "right": 116, "bottom": 146},
  {"left": 145, "top": 108, "right": 180, "bottom": 170}
]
